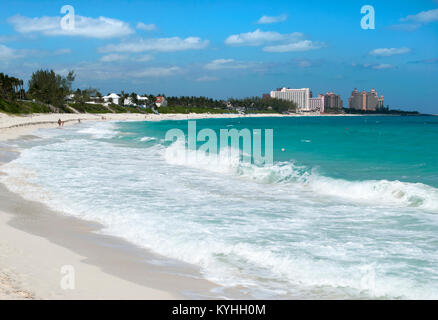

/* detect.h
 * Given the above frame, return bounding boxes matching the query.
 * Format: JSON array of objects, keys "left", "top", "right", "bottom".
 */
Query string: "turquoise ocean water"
[{"left": 2, "top": 115, "right": 438, "bottom": 299}]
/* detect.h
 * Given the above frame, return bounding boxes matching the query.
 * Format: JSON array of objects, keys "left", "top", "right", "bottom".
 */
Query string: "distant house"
[
  {"left": 65, "top": 93, "right": 75, "bottom": 102},
  {"left": 124, "top": 95, "right": 149, "bottom": 106},
  {"left": 103, "top": 93, "right": 120, "bottom": 105},
  {"left": 155, "top": 96, "right": 167, "bottom": 107},
  {"left": 85, "top": 96, "right": 102, "bottom": 105},
  {"left": 137, "top": 95, "right": 148, "bottom": 103},
  {"left": 137, "top": 95, "right": 149, "bottom": 108}
]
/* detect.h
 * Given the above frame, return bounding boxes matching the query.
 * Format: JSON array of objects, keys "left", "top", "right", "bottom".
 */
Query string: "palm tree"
[
  {"left": 130, "top": 92, "right": 138, "bottom": 105},
  {"left": 120, "top": 90, "right": 129, "bottom": 106}
]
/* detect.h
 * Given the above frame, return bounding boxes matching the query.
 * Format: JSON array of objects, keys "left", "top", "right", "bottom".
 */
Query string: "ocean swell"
[{"left": 163, "top": 140, "right": 438, "bottom": 212}]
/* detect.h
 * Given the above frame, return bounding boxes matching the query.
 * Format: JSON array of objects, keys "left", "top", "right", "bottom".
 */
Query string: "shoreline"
[
  {"left": 0, "top": 114, "right": 237, "bottom": 300},
  {"left": 0, "top": 181, "right": 224, "bottom": 299},
  {"left": 0, "top": 111, "right": 362, "bottom": 141}
]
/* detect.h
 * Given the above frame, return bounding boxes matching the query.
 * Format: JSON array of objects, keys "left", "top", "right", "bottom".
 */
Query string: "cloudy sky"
[{"left": 0, "top": 0, "right": 437, "bottom": 112}]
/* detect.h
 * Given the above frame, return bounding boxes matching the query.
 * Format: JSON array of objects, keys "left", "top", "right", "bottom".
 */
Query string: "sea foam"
[{"left": 163, "top": 140, "right": 438, "bottom": 212}]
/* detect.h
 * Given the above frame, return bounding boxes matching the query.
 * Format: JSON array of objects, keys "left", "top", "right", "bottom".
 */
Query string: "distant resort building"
[
  {"left": 270, "top": 87, "right": 310, "bottom": 111},
  {"left": 348, "top": 88, "right": 384, "bottom": 111},
  {"left": 323, "top": 92, "right": 343, "bottom": 110},
  {"left": 103, "top": 93, "right": 120, "bottom": 105},
  {"left": 155, "top": 96, "right": 167, "bottom": 107},
  {"left": 309, "top": 94, "right": 325, "bottom": 113}
]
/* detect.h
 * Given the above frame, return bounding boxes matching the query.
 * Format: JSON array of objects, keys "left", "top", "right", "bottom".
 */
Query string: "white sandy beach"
[{"left": 0, "top": 208, "right": 177, "bottom": 299}]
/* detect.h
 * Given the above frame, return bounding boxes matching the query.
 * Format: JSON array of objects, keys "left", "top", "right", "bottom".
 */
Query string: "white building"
[
  {"left": 137, "top": 95, "right": 149, "bottom": 103},
  {"left": 309, "top": 95, "right": 325, "bottom": 113},
  {"left": 270, "top": 88, "right": 310, "bottom": 111},
  {"left": 124, "top": 95, "right": 149, "bottom": 106},
  {"left": 65, "top": 93, "right": 75, "bottom": 101},
  {"left": 103, "top": 93, "right": 120, "bottom": 105}
]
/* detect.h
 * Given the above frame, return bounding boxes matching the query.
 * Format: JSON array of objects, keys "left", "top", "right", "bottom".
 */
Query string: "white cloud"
[
  {"left": 370, "top": 47, "right": 411, "bottom": 56},
  {"left": 137, "top": 22, "right": 157, "bottom": 31},
  {"left": 132, "top": 66, "right": 182, "bottom": 77},
  {"left": 371, "top": 64, "right": 395, "bottom": 70},
  {"left": 100, "top": 36, "right": 209, "bottom": 53},
  {"left": 204, "top": 59, "right": 253, "bottom": 70},
  {"left": 0, "top": 44, "right": 19, "bottom": 60},
  {"left": 392, "top": 8, "right": 438, "bottom": 31},
  {"left": 263, "top": 40, "right": 323, "bottom": 52},
  {"left": 100, "top": 54, "right": 129, "bottom": 62},
  {"left": 356, "top": 63, "right": 395, "bottom": 70},
  {"left": 402, "top": 8, "right": 438, "bottom": 23},
  {"left": 225, "top": 29, "right": 303, "bottom": 46},
  {"left": 8, "top": 14, "right": 134, "bottom": 38},
  {"left": 134, "top": 54, "right": 154, "bottom": 62},
  {"left": 257, "top": 14, "right": 287, "bottom": 24},
  {"left": 224, "top": 29, "right": 323, "bottom": 53}
]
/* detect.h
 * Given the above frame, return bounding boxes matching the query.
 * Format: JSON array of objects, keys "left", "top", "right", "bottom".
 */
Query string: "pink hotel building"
[{"left": 309, "top": 95, "right": 325, "bottom": 113}]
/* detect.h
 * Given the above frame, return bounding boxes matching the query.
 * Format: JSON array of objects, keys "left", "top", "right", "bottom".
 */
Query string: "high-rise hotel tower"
[
  {"left": 348, "top": 88, "right": 384, "bottom": 111},
  {"left": 270, "top": 87, "right": 311, "bottom": 111}
]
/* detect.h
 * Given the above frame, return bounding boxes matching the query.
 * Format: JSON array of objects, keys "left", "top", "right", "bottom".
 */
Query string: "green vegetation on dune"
[
  {"left": 0, "top": 98, "right": 52, "bottom": 114},
  {"left": 67, "top": 102, "right": 154, "bottom": 114},
  {"left": 109, "top": 104, "right": 153, "bottom": 114},
  {"left": 68, "top": 102, "right": 113, "bottom": 114}
]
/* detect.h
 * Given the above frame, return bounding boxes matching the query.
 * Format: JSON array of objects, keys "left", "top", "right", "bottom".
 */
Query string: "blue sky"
[{"left": 0, "top": 0, "right": 437, "bottom": 112}]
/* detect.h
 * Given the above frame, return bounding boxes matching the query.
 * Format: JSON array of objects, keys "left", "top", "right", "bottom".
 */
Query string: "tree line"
[
  {"left": 0, "top": 73, "right": 25, "bottom": 100},
  {"left": 229, "top": 96, "right": 297, "bottom": 113},
  {"left": 1, "top": 69, "right": 297, "bottom": 114}
]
